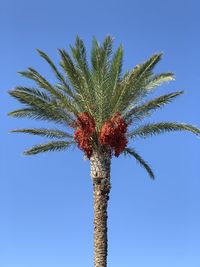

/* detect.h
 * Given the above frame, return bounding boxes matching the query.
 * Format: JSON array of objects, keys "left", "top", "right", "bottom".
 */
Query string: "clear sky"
[{"left": 1, "top": 0, "right": 200, "bottom": 266}]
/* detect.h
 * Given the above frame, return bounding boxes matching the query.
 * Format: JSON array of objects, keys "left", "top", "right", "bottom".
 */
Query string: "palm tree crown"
[{"left": 9, "top": 36, "right": 200, "bottom": 179}]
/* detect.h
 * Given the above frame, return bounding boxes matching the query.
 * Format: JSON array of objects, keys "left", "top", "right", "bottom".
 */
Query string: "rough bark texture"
[{"left": 90, "top": 148, "right": 111, "bottom": 267}]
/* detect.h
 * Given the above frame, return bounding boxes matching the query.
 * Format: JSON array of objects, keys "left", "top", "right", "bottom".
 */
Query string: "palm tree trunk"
[{"left": 90, "top": 149, "right": 111, "bottom": 267}]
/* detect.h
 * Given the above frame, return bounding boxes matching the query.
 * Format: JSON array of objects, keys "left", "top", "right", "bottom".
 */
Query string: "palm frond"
[
  {"left": 70, "top": 36, "right": 90, "bottom": 76},
  {"left": 123, "top": 147, "right": 155, "bottom": 179},
  {"left": 91, "top": 36, "right": 113, "bottom": 72},
  {"left": 18, "top": 70, "right": 79, "bottom": 116},
  {"left": 24, "top": 141, "right": 75, "bottom": 155},
  {"left": 128, "top": 122, "right": 200, "bottom": 139},
  {"left": 133, "top": 53, "right": 163, "bottom": 82},
  {"left": 111, "top": 53, "right": 163, "bottom": 114},
  {"left": 58, "top": 49, "right": 83, "bottom": 91},
  {"left": 90, "top": 36, "right": 115, "bottom": 127},
  {"left": 145, "top": 72, "right": 174, "bottom": 90},
  {"left": 105, "top": 45, "right": 123, "bottom": 112},
  {"left": 59, "top": 48, "right": 92, "bottom": 113},
  {"left": 70, "top": 36, "right": 95, "bottom": 108},
  {"left": 9, "top": 87, "right": 77, "bottom": 119},
  {"left": 19, "top": 68, "right": 78, "bottom": 115},
  {"left": 14, "top": 86, "right": 52, "bottom": 102},
  {"left": 125, "top": 91, "right": 184, "bottom": 123},
  {"left": 8, "top": 108, "right": 38, "bottom": 118},
  {"left": 9, "top": 88, "right": 50, "bottom": 107},
  {"left": 18, "top": 68, "right": 63, "bottom": 99},
  {"left": 10, "top": 128, "right": 73, "bottom": 139},
  {"left": 8, "top": 89, "right": 74, "bottom": 126},
  {"left": 55, "top": 83, "right": 84, "bottom": 113},
  {"left": 110, "top": 45, "right": 123, "bottom": 86},
  {"left": 100, "top": 36, "right": 113, "bottom": 67},
  {"left": 8, "top": 108, "right": 68, "bottom": 125},
  {"left": 36, "top": 49, "right": 75, "bottom": 98},
  {"left": 36, "top": 49, "right": 64, "bottom": 81},
  {"left": 91, "top": 37, "right": 100, "bottom": 72}
]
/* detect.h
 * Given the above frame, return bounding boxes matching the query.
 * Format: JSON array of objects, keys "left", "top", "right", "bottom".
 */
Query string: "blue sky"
[{"left": 1, "top": 0, "right": 200, "bottom": 266}]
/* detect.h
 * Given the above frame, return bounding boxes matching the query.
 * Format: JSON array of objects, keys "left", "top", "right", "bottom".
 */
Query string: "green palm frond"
[
  {"left": 10, "top": 128, "right": 73, "bottom": 139},
  {"left": 19, "top": 68, "right": 62, "bottom": 98},
  {"left": 91, "top": 36, "right": 114, "bottom": 126},
  {"left": 124, "top": 91, "right": 184, "bottom": 123},
  {"left": 8, "top": 108, "right": 69, "bottom": 125},
  {"left": 123, "top": 147, "right": 155, "bottom": 179},
  {"left": 18, "top": 68, "right": 80, "bottom": 116},
  {"left": 133, "top": 53, "right": 163, "bottom": 81},
  {"left": 70, "top": 36, "right": 90, "bottom": 77},
  {"left": 36, "top": 49, "right": 75, "bottom": 98},
  {"left": 128, "top": 122, "right": 200, "bottom": 139},
  {"left": 58, "top": 49, "right": 83, "bottom": 92},
  {"left": 59, "top": 48, "right": 93, "bottom": 114},
  {"left": 24, "top": 141, "right": 75, "bottom": 155},
  {"left": 55, "top": 83, "right": 84, "bottom": 113},
  {"left": 111, "top": 53, "right": 163, "bottom": 114},
  {"left": 110, "top": 45, "right": 123, "bottom": 85},
  {"left": 70, "top": 36, "right": 92, "bottom": 86},
  {"left": 145, "top": 72, "right": 174, "bottom": 90},
  {"left": 9, "top": 87, "right": 50, "bottom": 106},
  {"left": 8, "top": 92, "right": 73, "bottom": 126},
  {"left": 26, "top": 69, "right": 78, "bottom": 114},
  {"left": 18, "top": 84, "right": 77, "bottom": 116},
  {"left": 100, "top": 36, "right": 113, "bottom": 67},
  {"left": 91, "top": 36, "right": 113, "bottom": 72},
  {"left": 36, "top": 49, "right": 65, "bottom": 82},
  {"left": 70, "top": 36, "right": 95, "bottom": 111},
  {"left": 8, "top": 108, "right": 38, "bottom": 118},
  {"left": 105, "top": 45, "right": 124, "bottom": 115},
  {"left": 14, "top": 86, "right": 52, "bottom": 102}
]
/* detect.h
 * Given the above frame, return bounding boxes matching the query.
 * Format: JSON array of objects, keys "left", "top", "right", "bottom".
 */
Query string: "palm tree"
[{"left": 8, "top": 36, "right": 200, "bottom": 267}]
